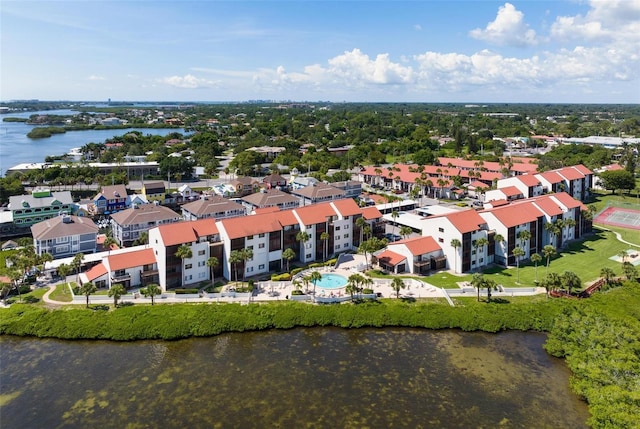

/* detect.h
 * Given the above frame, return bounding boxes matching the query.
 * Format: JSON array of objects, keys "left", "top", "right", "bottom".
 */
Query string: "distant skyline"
[{"left": 1, "top": 1, "right": 639, "bottom": 104}]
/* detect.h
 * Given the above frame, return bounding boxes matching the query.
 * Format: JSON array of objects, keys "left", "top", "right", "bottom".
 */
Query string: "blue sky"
[{"left": 1, "top": 1, "right": 639, "bottom": 103}]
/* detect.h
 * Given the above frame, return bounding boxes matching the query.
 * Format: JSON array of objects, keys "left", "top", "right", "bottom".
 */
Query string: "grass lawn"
[{"left": 49, "top": 283, "right": 73, "bottom": 302}]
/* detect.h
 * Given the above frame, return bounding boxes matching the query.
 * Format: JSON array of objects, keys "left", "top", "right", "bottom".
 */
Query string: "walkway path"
[{"left": 595, "top": 225, "right": 640, "bottom": 248}]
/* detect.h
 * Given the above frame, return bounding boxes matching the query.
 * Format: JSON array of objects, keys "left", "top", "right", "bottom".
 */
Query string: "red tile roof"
[
  {"left": 445, "top": 209, "right": 487, "bottom": 233},
  {"left": 487, "top": 199, "right": 509, "bottom": 207},
  {"left": 108, "top": 248, "right": 156, "bottom": 271},
  {"left": 220, "top": 212, "right": 284, "bottom": 239},
  {"left": 501, "top": 186, "right": 523, "bottom": 197},
  {"left": 572, "top": 164, "right": 593, "bottom": 175},
  {"left": 517, "top": 175, "right": 541, "bottom": 187},
  {"left": 254, "top": 206, "right": 280, "bottom": 214},
  {"left": 530, "top": 196, "right": 564, "bottom": 217},
  {"left": 551, "top": 192, "right": 587, "bottom": 211},
  {"left": 331, "top": 198, "right": 362, "bottom": 216},
  {"left": 361, "top": 206, "right": 383, "bottom": 220},
  {"left": 536, "top": 171, "right": 564, "bottom": 184},
  {"left": 510, "top": 163, "right": 538, "bottom": 173},
  {"left": 376, "top": 249, "right": 406, "bottom": 267},
  {"left": 556, "top": 167, "right": 584, "bottom": 181},
  {"left": 391, "top": 236, "right": 441, "bottom": 256},
  {"left": 157, "top": 219, "right": 218, "bottom": 246},
  {"left": 295, "top": 202, "right": 336, "bottom": 225},
  {"left": 85, "top": 263, "right": 107, "bottom": 281},
  {"left": 485, "top": 202, "right": 544, "bottom": 228}
]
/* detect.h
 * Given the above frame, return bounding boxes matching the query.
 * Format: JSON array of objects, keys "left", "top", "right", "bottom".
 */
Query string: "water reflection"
[{"left": 0, "top": 329, "right": 589, "bottom": 428}]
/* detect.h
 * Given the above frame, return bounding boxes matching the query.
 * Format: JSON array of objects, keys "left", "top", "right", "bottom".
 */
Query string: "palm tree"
[
  {"left": 133, "top": 231, "right": 149, "bottom": 246},
  {"left": 391, "top": 277, "right": 406, "bottom": 298},
  {"left": 562, "top": 271, "right": 582, "bottom": 296},
  {"left": 391, "top": 211, "right": 399, "bottom": 236},
  {"left": 207, "top": 257, "right": 219, "bottom": 286},
  {"left": 240, "top": 247, "right": 253, "bottom": 282},
  {"left": 512, "top": 246, "right": 526, "bottom": 284},
  {"left": 554, "top": 219, "right": 565, "bottom": 247},
  {"left": 545, "top": 221, "right": 560, "bottom": 247},
  {"left": 471, "top": 272, "right": 485, "bottom": 302},
  {"left": 450, "top": 239, "right": 461, "bottom": 273},
  {"left": 296, "top": 231, "right": 311, "bottom": 261},
  {"left": 621, "top": 262, "right": 638, "bottom": 281},
  {"left": 542, "top": 245, "right": 556, "bottom": 275},
  {"left": 57, "top": 263, "right": 72, "bottom": 293},
  {"left": 600, "top": 267, "right": 616, "bottom": 287},
  {"left": 103, "top": 236, "right": 118, "bottom": 254},
  {"left": 484, "top": 277, "right": 498, "bottom": 303},
  {"left": 142, "top": 283, "right": 161, "bottom": 305},
  {"left": 310, "top": 270, "right": 322, "bottom": 296},
  {"left": 399, "top": 226, "right": 412, "bottom": 240},
  {"left": 356, "top": 217, "right": 367, "bottom": 246},
  {"left": 544, "top": 272, "right": 562, "bottom": 296},
  {"left": 563, "top": 218, "right": 576, "bottom": 241},
  {"left": 229, "top": 250, "right": 244, "bottom": 286},
  {"left": 530, "top": 253, "right": 542, "bottom": 283},
  {"left": 475, "top": 237, "right": 489, "bottom": 269},
  {"left": 108, "top": 283, "right": 126, "bottom": 307},
  {"left": 175, "top": 244, "right": 193, "bottom": 288},
  {"left": 71, "top": 253, "right": 85, "bottom": 284},
  {"left": 1, "top": 282, "right": 11, "bottom": 306},
  {"left": 493, "top": 234, "right": 505, "bottom": 264},
  {"left": 618, "top": 250, "right": 628, "bottom": 264},
  {"left": 79, "top": 282, "right": 97, "bottom": 308},
  {"left": 282, "top": 248, "right": 296, "bottom": 272},
  {"left": 37, "top": 252, "right": 53, "bottom": 274},
  {"left": 320, "top": 232, "right": 330, "bottom": 261},
  {"left": 7, "top": 268, "right": 22, "bottom": 303},
  {"left": 517, "top": 230, "right": 531, "bottom": 253}
]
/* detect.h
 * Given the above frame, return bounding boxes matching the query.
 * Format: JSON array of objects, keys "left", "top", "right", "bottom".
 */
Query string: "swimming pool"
[{"left": 314, "top": 273, "right": 348, "bottom": 289}]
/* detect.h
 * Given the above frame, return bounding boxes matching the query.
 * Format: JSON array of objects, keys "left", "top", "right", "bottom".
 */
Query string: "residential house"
[
  {"left": 148, "top": 219, "right": 223, "bottom": 291},
  {"left": 332, "top": 180, "right": 362, "bottom": 198},
  {"left": 375, "top": 236, "right": 444, "bottom": 274},
  {"left": 421, "top": 209, "right": 490, "bottom": 273},
  {"left": 554, "top": 165, "right": 593, "bottom": 201},
  {"left": 291, "top": 182, "right": 346, "bottom": 206},
  {"left": 479, "top": 202, "right": 545, "bottom": 266},
  {"left": 241, "top": 189, "right": 300, "bottom": 212},
  {"left": 9, "top": 188, "right": 74, "bottom": 227},
  {"left": 535, "top": 171, "right": 565, "bottom": 194},
  {"left": 181, "top": 195, "right": 246, "bottom": 221},
  {"left": 141, "top": 181, "right": 166, "bottom": 204},
  {"left": 110, "top": 203, "right": 181, "bottom": 247},
  {"left": 93, "top": 184, "right": 130, "bottom": 215},
  {"left": 229, "top": 177, "right": 260, "bottom": 197},
  {"left": 497, "top": 174, "right": 543, "bottom": 198},
  {"left": 485, "top": 186, "right": 525, "bottom": 202},
  {"left": 31, "top": 214, "right": 99, "bottom": 259},
  {"left": 262, "top": 173, "right": 288, "bottom": 190},
  {"left": 82, "top": 248, "right": 158, "bottom": 290}
]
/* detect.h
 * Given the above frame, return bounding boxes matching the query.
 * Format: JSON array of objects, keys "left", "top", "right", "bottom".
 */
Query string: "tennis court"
[{"left": 594, "top": 207, "right": 640, "bottom": 230}]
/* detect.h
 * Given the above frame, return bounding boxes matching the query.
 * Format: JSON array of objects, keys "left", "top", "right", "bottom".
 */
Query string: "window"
[
  {"left": 258, "top": 233, "right": 265, "bottom": 238},
  {"left": 259, "top": 264, "right": 265, "bottom": 270},
  {"left": 198, "top": 272, "right": 206, "bottom": 279},
  {"left": 438, "top": 227, "right": 444, "bottom": 233},
  {"left": 185, "top": 275, "right": 192, "bottom": 281},
  {"left": 335, "top": 244, "right": 340, "bottom": 249},
  {"left": 344, "top": 225, "right": 349, "bottom": 229},
  {"left": 248, "top": 235, "right": 254, "bottom": 240},
  {"left": 198, "top": 261, "right": 205, "bottom": 267},
  {"left": 306, "top": 253, "right": 312, "bottom": 259},
  {"left": 198, "top": 250, "right": 206, "bottom": 256},
  {"left": 438, "top": 238, "right": 444, "bottom": 243},
  {"left": 344, "top": 233, "right": 349, "bottom": 238},
  {"left": 258, "top": 243, "right": 265, "bottom": 249},
  {"left": 247, "top": 266, "right": 254, "bottom": 273},
  {"left": 335, "top": 226, "right": 340, "bottom": 231},
  {"left": 185, "top": 264, "right": 193, "bottom": 269}
]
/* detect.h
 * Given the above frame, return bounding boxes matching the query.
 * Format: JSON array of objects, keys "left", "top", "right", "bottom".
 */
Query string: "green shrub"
[
  {"left": 174, "top": 288, "right": 199, "bottom": 294},
  {"left": 271, "top": 273, "right": 291, "bottom": 281},
  {"left": 291, "top": 268, "right": 304, "bottom": 276},
  {"left": 291, "top": 290, "right": 304, "bottom": 295},
  {"left": 325, "top": 258, "right": 338, "bottom": 266},
  {"left": 308, "top": 263, "right": 323, "bottom": 269},
  {"left": 362, "top": 288, "right": 374, "bottom": 294}
]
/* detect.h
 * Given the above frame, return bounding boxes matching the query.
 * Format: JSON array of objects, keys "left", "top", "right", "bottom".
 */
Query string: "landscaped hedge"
[
  {"left": 291, "top": 267, "right": 304, "bottom": 276},
  {"left": 271, "top": 273, "right": 291, "bottom": 281},
  {"left": 173, "top": 288, "right": 199, "bottom": 294}
]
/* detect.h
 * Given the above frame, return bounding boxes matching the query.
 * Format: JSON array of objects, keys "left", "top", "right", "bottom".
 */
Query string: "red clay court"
[{"left": 594, "top": 207, "right": 640, "bottom": 230}]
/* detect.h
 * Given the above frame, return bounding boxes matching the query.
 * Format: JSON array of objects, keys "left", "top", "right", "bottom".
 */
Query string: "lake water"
[
  {"left": 0, "top": 110, "right": 185, "bottom": 175},
  {"left": 0, "top": 328, "right": 590, "bottom": 428}
]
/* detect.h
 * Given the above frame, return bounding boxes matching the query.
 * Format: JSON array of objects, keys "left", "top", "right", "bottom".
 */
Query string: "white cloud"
[
  {"left": 551, "top": 0, "right": 640, "bottom": 45},
  {"left": 86, "top": 75, "right": 106, "bottom": 81},
  {"left": 157, "top": 74, "right": 218, "bottom": 89},
  {"left": 470, "top": 3, "right": 537, "bottom": 47},
  {"left": 414, "top": 24, "right": 422, "bottom": 31}
]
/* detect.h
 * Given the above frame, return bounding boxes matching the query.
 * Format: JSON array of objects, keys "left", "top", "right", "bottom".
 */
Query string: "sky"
[{"left": 1, "top": 0, "right": 639, "bottom": 103}]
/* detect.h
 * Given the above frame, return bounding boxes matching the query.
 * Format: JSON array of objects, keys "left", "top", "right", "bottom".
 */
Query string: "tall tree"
[
  {"left": 391, "top": 277, "right": 406, "bottom": 298},
  {"left": 296, "top": 231, "right": 311, "bottom": 261},
  {"left": 471, "top": 272, "right": 485, "bottom": 302},
  {"left": 399, "top": 226, "right": 413, "bottom": 240},
  {"left": 240, "top": 247, "right": 254, "bottom": 282},
  {"left": 356, "top": 216, "right": 367, "bottom": 246},
  {"left": 141, "top": 283, "right": 161, "bottom": 305},
  {"left": 207, "top": 257, "right": 219, "bottom": 286},
  {"left": 530, "top": 253, "right": 542, "bottom": 283},
  {"left": 450, "top": 239, "right": 461, "bottom": 273},
  {"left": 310, "top": 270, "right": 322, "bottom": 296},
  {"left": 229, "top": 250, "right": 244, "bottom": 286},
  {"left": 282, "top": 248, "right": 296, "bottom": 272},
  {"left": 512, "top": 247, "right": 526, "bottom": 284},
  {"left": 562, "top": 271, "right": 582, "bottom": 296},
  {"left": 542, "top": 245, "right": 556, "bottom": 275},
  {"left": 391, "top": 211, "right": 400, "bottom": 236},
  {"left": 79, "top": 282, "right": 97, "bottom": 308},
  {"left": 600, "top": 267, "right": 616, "bottom": 287},
  {"left": 71, "top": 253, "right": 85, "bottom": 284},
  {"left": 108, "top": 283, "right": 126, "bottom": 307},
  {"left": 320, "top": 232, "right": 330, "bottom": 261},
  {"left": 175, "top": 245, "right": 193, "bottom": 288}
]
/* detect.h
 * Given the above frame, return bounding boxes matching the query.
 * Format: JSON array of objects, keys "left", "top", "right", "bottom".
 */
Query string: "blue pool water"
[{"left": 315, "top": 273, "right": 348, "bottom": 289}]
